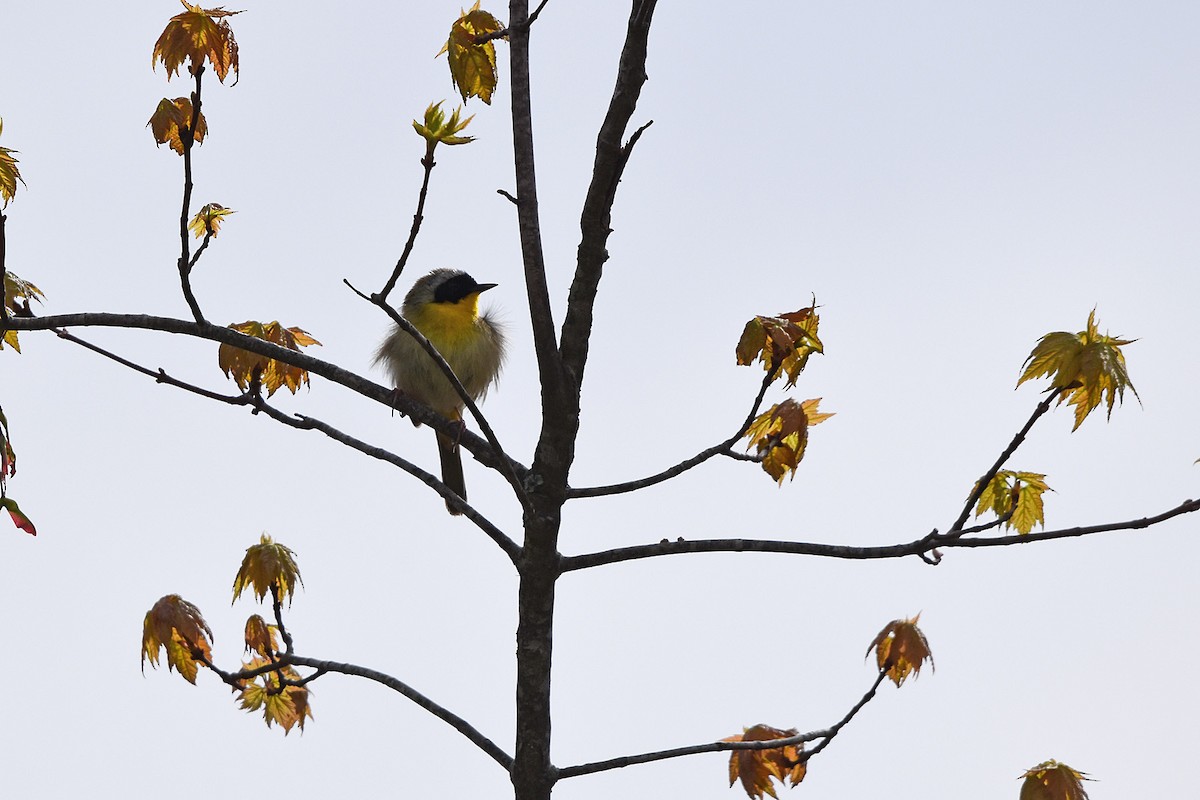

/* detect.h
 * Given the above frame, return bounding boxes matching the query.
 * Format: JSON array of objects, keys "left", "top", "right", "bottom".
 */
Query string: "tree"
[{"left": 2, "top": 2, "right": 1198, "bottom": 798}]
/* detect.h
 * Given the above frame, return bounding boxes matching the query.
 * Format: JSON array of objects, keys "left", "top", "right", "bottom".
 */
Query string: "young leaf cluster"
[
  {"left": 1018, "top": 309, "right": 1138, "bottom": 430},
  {"left": 218, "top": 321, "right": 321, "bottom": 397},
  {"left": 744, "top": 398, "right": 833, "bottom": 484},
  {"left": 147, "top": 97, "right": 208, "bottom": 155},
  {"left": 725, "top": 725, "right": 807, "bottom": 800},
  {"left": 141, "top": 594, "right": 214, "bottom": 684},
  {"left": 152, "top": 1, "right": 242, "bottom": 83},
  {"left": 973, "top": 470, "right": 1051, "bottom": 535},
  {"left": 736, "top": 305, "right": 823, "bottom": 389},
  {"left": 233, "top": 533, "right": 304, "bottom": 605},
  {"left": 867, "top": 615, "right": 934, "bottom": 687}
]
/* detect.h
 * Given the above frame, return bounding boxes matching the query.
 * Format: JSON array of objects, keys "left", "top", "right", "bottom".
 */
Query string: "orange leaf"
[
  {"left": 218, "top": 320, "right": 321, "bottom": 397},
  {"left": 725, "top": 724, "right": 807, "bottom": 799},
  {"left": 141, "top": 594, "right": 214, "bottom": 684},
  {"left": 867, "top": 615, "right": 934, "bottom": 687},
  {"left": 152, "top": 1, "right": 242, "bottom": 83},
  {"left": 744, "top": 398, "right": 833, "bottom": 483},
  {"left": 147, "top": 97, "right": 208, "bottom": 155},
  {"left": 736, "top": 303, "right": 823, "bottom": 388},
  {"left": 243, "top": 614, "right": 279, "bottom": 657}
]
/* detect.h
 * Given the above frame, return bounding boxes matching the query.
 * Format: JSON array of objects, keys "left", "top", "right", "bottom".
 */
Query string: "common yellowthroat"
[{"left": 375, "top": 269, "right": 506, "bottom": 514}]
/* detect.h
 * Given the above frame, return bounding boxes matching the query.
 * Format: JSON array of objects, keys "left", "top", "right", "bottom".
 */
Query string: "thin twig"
[
  {"left": 560, "top": 498, "right": 1200, "bottom": 572},
  {"left": 177, "top": 67, "right": 206, "bottom": 323},
  {"left": 377, "top": 150, "right": 437, "bottom": 303},
  {"left": 187, "top": 229, "right": 214, "bottom": 271},
  {"left": 251, "top": 397, "right": 522, "bottom": 564},
  {"left": 569, "top": 365, "right": 778, "bottom": 498},
  {"left": 200, "top": 652, "right": 513, "bottom": 770},
  {"left": 497, "top": 189, "right": 519, "bottom": 205},
  {"left": 556, "top": 670, "right": 888, "bottom": 779},
  {"left": 948, "top": 389, "right": 1063, "bottom": 532},
  {"left": 0, "top": 212, "right": 7, "bottom": 321}
]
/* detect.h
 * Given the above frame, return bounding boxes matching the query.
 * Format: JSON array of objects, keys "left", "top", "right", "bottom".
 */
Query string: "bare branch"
[
  {"left": 561, "top": 498, "right": 1200, "bottom": 572},
  {"left": 376, "top": 149, "right": 437, "bottom": 303},
  {"left": 557, "top": 670, "right": 888, "bottom": 779},
  {"left": 288, "top": 654, "right": 515, "bottom": 770},
  {"left": 569, "top": 366, "right": 778, "bottom": 498},
  {"left": 250, "top": 399, "right": 522, "bottom": 564},
  {"left": 201, "top": 652, "right": 513, "bottom": 771}
]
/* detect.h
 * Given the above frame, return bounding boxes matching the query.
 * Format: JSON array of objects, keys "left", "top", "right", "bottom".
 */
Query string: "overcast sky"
[{"left": 2, "top": 1, "right": 1198, "bottom": 798}]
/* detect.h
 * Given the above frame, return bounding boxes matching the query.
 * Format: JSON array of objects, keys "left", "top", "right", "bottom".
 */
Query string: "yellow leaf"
[
  {"left": 725, "top": 724, "right": 806, "bottom": 799},
  {"left": 1018, "top": 310, "right": 1138, "bottom": 431},
  {"left": 736, "top": 303, "right": 823, "bottom": 389},
  {"left": 232, "top": 533, "right": 304, "bottom": 606},
  {"left": 188, "top": 202, "right": 235, "bottom": 238},
  {"left": 147, "top": 97, "right": 208, "bottom": 155},
  {"left": 972, "top": 470, "right": 1051, "bottom": 535},
  {"left": 141, "top": 594, "right": 214, "bottom": 685},
  {"left": 1019, "top": 760, "right": 1092, "bottom": 800},
  {"left": 218, "top": 320, "right": 321, "bottom": 397},
  {"left": 439, "top": 3, "right": 505, "bottom": 105},
  {"left": 0, "top": 118, "right": 26, "bottom": 207},
  {"left": 744, "top": 398, "right": 833, "bottom": 483},
  {"left": 152, "top": 1, "right": 242, "bottom": 83},
  {"left": 867, "top": 615, "right": 934, "bottom": 687}
]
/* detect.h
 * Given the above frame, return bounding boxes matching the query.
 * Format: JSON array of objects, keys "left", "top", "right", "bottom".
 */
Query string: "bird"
[{"left": 375, "top": 268, "right": 506, "bottom": 515}]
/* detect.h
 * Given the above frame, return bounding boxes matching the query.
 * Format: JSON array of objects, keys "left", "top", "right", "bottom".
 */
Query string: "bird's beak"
[{"left": 476, "top": 283, "right": 498, "bottom": 293}]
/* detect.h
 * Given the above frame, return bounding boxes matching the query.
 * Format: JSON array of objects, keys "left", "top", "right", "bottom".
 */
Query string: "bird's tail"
[{"left": 437, "top": 430, "right": 465, "bottom": 515}]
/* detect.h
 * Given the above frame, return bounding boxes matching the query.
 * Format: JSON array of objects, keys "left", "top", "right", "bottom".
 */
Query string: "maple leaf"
[
  {"left": 1018, "top": 310, "right": 1139, "bottom": 431},
  {"left": 1, "top": 270, "right": 46, "bottom": 353},
  {"left": 243, "top": 614, "right": 279, "bottom": 657},
  {"left": 412, "top": 101, "right": 476, "bottom": 153},
  {"left": 237, "top": 655, "right": 313, "bottom": 734},
  {"left": 233, "top": 533, "right": 304, "bottom": 606},
  {"left": 736, "top": 303, "right": 823, "bottom": 389},
  {"left": 0, "top": 118, "right": 26, "bottom": 207},
  {"left": 724, "top": 724, "right": 807, "bottom": 799},
  {"left": 973, "top": 470, "right": 1051, "bottom": 535},
  {"left": 141, "top": 594, "right": 214, "bottom": 685},
  {"left": 188, "top": 202, "right": 235, "bottom": 238},
  {"left": 152, "top": 1, "right": 242, "bottom": 83},
  {"left": 1019, "top": 760, "right": 1092, "bottom": 800},
  {"left": 147, "top": 97, "right": 208, "bottom": 156},
  {"left": 438, "top": 3, "right": 505, "bottom": 105},
  {"left": 867, "top": 615, "right": 934, "bottom": 687},
  {"left": 218, "top": 321, "right": 321, "bottom": 397},
  {"left": 744, "top": 398, "right": 833, "bottom": 483}
]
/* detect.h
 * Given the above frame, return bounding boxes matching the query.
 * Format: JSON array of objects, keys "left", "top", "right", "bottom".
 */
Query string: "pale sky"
[{"left": 2, "top": 2, "right": 1198, "bottom": 798}]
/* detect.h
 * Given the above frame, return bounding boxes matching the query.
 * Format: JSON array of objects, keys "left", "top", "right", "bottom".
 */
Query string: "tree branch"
[
  {"left": 569, "top": 366, "right": 777, "bottom": 498},
  {"left": 1, "top": 312, "right": 530, "bottom": 482},
  {"left": 556, "top": 670, "right": 889, "bottom": 779},
  {"left": 560, "top": 498, "right": 1200, "bottom": 571},
  {"left": 203, "top": 652, "right": 513, "bottom": 771}
]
